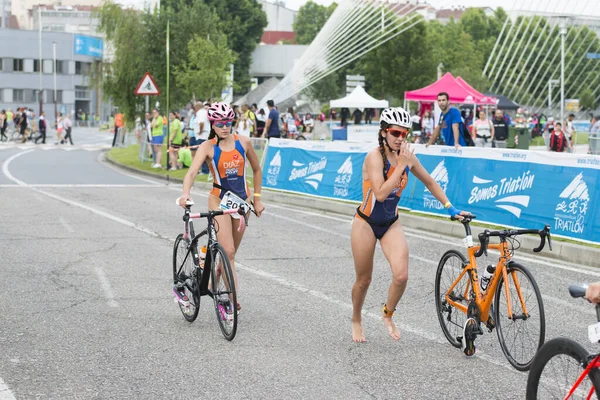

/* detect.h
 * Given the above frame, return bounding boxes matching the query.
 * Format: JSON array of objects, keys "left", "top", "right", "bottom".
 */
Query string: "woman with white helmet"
[
  {"left": 351, "top": 107, "right": 469, "bottom": 343},
  {"left": 179, "top": 102, "right": 265, "bottom": 312}
]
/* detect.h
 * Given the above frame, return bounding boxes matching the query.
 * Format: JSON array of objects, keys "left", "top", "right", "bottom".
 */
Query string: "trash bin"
[
  {"left": 509, "top": 127, "right": 531, "bottom": 149},
  {"left": 590, "top": 135, "right": 600, "bottom": 155}
]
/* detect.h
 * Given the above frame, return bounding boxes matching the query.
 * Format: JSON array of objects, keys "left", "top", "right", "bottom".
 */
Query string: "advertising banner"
[
  {"left": 262, "top": 140, "right": 600, "bottom": 243},
  {"left": 74, "top": 35, "right": 103, "bottom": 58}
]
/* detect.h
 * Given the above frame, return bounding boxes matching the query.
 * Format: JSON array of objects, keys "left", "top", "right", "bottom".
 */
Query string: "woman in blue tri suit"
[
  {"left": 179, "top": 102, "right": 265, "bottom": 312},
  {"left": 351, "top": 107, "right": 469, "bottom": 343}
]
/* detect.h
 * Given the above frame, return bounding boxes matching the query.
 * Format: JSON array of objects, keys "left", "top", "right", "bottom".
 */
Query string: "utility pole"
[{"left": 559, "top": 17, "right": 568, "bottom": 123}]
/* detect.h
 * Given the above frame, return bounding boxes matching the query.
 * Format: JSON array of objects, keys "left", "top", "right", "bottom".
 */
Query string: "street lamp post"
[
  {"left": 559, "top": 17, "right": 568, "bottom": 123},
  {"left": 39, "top": 6, "right": 43, "bottom": 116},
  {"left": 548, "top": 79, "right": 559, "bottom": 117},
  {"left": 53, "top": 41, "right": 57, "bottom": 124}
]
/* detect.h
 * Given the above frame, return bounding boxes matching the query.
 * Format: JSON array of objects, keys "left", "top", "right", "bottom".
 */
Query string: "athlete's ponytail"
[
  {"left": 208, "top": 127, "right": 216, "bottom": 140},
  {"left": 379, "top": 121, "right": 389, "bottom": 181}
]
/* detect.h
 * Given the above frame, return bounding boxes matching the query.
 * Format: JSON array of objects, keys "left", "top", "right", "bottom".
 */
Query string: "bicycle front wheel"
[
  {"left": 435, "top": 249, "right": 470, "bottom": 348},
  {"left": 494, "top": 262, "right": 545, "bottom": 371},
  {"left": 173, "top": 234, "right": 200, "bottom": 322},
  {"left": 526, "top": 337, "right": 600, "bottom": 400},
  {"left": 210, "top": 243, "right": 238, "bottom": 341}
]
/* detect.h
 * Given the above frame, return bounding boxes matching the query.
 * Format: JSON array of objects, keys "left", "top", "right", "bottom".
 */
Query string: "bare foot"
[
  {"left": 383, "top": 316, "right": 401, "bottom": 340},
  {"left": 352, "top": 320, "right": 366, "bottom": 342}
]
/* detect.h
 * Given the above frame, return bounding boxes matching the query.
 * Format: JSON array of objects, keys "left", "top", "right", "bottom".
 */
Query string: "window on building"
[
  {"left": 75, "top": 61, "right": 91, "bottom": 75},
  {"left": 0, "top": 89, "right": 3, "bottom": 102},
  {"left": 55, "top": 60, "right": 65, "bottom": 74},
  {"left": 0, "top": 59, "right": 3, "bottom": 71},
  {"left": 24, "top": 90, "right": 35, "bottom": 103},
  {"left": 34, "top": 59, "right": 40, "bottom": 72},
  {"left": 13, "top": 59, "right": 24, "bottom": 72},
  {"left": 45, "top": 90, "right": 63, "bottom": 103},
  {"left": 13, "top": 89, "right": 24, "bottom": 102}
]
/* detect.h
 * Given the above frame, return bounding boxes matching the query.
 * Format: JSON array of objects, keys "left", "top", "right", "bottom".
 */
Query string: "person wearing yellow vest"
[
  {"left": 168, "top": 111, "right": 183, "bottom": 170},
  {"left": 151, "top": 109, "right": 164, "bottom": 168},
  {"left": 241, "top": 104, "right": 256, "bottom": 137}
]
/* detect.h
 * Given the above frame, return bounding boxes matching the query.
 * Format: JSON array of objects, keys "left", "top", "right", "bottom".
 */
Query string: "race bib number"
[{"left": 219, "top": 191, "right": 248, "bottom": 220}]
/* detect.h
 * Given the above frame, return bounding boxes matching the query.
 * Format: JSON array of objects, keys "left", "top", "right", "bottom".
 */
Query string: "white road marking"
[
  {"left": 0, "top": 184, "right": 160, "bottom": 188},
  {"left": 94, "top": 267, "right": 119, "bottom": 308},
  {"left": 0, "top": 377, "right": 17, "bottom": 400},
  {"left": 97, "top": 152, "right": 163, "bottom": 186},
  {"left": 59, "top": 216, "right": 74, "bottom": 233},
  {"left": 2, "top": 150, "right": 32, "bottom": 185}
]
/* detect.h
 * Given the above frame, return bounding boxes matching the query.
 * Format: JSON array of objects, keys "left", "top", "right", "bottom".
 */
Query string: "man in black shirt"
[{"left": 492, "top": 109, "right": 509, "bottom": 148}]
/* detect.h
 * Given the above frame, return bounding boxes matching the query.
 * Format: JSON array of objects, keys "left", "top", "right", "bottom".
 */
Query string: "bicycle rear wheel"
[
  {"left": 494, "top": 262, "right": 545, "bottom": 371},
  {"left": 173, "top": 234, "right": 200, "bottom": 322},
  {"left": 210, "top": 243, "right": 238, "bottom": 341},
  {"left": 435, "top": 249, "right": 470, "bottom": 348},
  {"left": 526, "top": 337, "right": 600, "bottom": 400}
]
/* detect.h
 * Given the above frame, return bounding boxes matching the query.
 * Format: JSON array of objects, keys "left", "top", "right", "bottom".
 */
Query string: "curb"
[{"left": 104, "top": 153, "right": 600, "bottom": 268}]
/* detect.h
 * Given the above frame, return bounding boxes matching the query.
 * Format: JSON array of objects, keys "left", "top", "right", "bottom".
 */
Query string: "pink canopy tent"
[
  {"left": 455, "top": 76, "right": 497, "bottom": 106},
  {"left": 404, "top": 73, "right": 496, "bottom": 105}
]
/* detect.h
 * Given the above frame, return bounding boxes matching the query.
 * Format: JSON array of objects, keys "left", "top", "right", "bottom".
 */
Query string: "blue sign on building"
[{"left": 74, "top": 35, "right": 103, "bottom": 58}]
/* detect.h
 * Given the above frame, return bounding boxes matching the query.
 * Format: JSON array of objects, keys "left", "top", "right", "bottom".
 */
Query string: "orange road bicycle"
[
  {"left": 527, "top": 284, "right": 600, "bottom": 399},
  {"left": 435, "top": 215, "right": 552, "bottom": 371}
]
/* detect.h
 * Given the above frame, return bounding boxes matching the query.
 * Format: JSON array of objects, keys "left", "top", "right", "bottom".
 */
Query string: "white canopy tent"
[{"left": 329, "top": 85, "right": 389, "bottom": 109}]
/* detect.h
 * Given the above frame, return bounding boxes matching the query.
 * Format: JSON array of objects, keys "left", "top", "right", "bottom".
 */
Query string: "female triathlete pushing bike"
[
  {"left": 351, "top": 107, "right": 469, "bottom": 342},
  {"left": 179, "top": 102, "right": 265, "bottom": 311}
]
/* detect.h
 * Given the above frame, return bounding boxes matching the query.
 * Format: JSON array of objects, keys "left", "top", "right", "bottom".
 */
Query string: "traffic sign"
[{"left": 135, "top": 72, "right": 160, "bottom": 96}]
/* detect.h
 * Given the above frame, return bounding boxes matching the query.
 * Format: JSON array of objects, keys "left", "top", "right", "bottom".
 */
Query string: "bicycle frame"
[
  {"left": 445, "top": 241, "right": 528, "bottom": 324},
  {"left": 566, "top": 354, "right": 600, "bottom": 400}
]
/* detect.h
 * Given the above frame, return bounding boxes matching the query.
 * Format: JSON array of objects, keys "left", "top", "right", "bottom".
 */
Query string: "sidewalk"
[{"left": 104, "top": 151, "right": 600, "bottom": 268}]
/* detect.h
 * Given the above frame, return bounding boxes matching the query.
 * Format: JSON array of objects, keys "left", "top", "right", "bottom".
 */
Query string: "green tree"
[
  {"left": 580, "top": 88, "right": 596, "bottom": 110},
  {"left": 174, "top": 35, "right": 237, "bottom": 101},
  {"left": 293, "top": 1, "right": 338, "bottom": 45},
  {"left": 201, "top": 0, "right": 267, "bottom": 92}
]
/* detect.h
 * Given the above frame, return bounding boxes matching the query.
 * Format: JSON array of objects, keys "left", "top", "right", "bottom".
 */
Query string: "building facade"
[
  {"left": 0, "top": 29, "right": 102, "bottom": 122},
  {"left": 30, "top": 4, "right": 99, "bottom": 35}
]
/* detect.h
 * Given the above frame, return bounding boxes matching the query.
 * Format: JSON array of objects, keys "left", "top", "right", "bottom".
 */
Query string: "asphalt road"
[{"left": 1, "top": 134, "right": 599, "bottom": 399}]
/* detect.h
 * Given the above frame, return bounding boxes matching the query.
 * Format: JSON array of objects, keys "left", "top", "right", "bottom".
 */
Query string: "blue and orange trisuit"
[
  {"left": 209, "top": 134, "right": 250, "bottom": 200},
  {"left": 355, "top": 161, "right": 409, "bottom": 239}
]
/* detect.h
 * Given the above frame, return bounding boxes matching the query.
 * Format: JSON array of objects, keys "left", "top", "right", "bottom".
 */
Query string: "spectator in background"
[
  {"left": 421, "top": 110, "right": 434, "bottom": 141},
  {"left": 54, "top": 112, "right": 65, "bottom": 144},
  {"left": 352, "top": 108, "right": 363, "bottom": 125},
  {"left": 113, "top": 112, "right": 124, "bottom": 147},
  {"left": 193, "top": 100, "right": 210, "bottom": 174},
  {"left": 134, "top": 114, "right": 142, "bottom": 144},
  {"left": 589, "top": 115, "right": 600, "bottom": 154},
  {"left": 549, "top": 122, "right": 567, "bottom": 152},
  {"left": 492, "top": 109, "right": 509, "bottom": 148},
  {"left": 544, "top": 117, "right": 555, "bottom": 150},
  {"left": 427, "top": 92, "right": 465, "bottom": 148},
  {"left": 176, "top": 146, "right": 193, "bottom": 169},
  {"left": 340, "top": 108, "right": 349, "bottom": 127},
  {"left": 151, "top": 108, "right": 164, "bottom": 168},
  {"left": 364, "top": 108, "right": 374, "bottom": 125},
  {"left": 303, "top": 113, "right": 314, "bottom": 134},
  {"left": 565, "top": 113, "right": 576, "bottom": 153},
  {"left": 235, "top": 112, "right": 253, "bottom": 137},
  {"left": 472, "top": 110, "right": 494, "bottom": 148},
  {"left": 144, "top": 112, "right": 154, "bottom": 161},
  {"left": 168, "top": 111, "right": 183, "bottom": 171},
  {"left": 255, "top": 108, "right": 266, "bottom": 138},
  {"left": 0, "top": 110, "right": 7, "bottom": 141},
  {"left": 263, "top": 100, "right": 281, "bottom": 139},
  {"left": 19, "top": 108, "right": 28, "bottom": 143},
  {"left": 35, "top": 112, "right": 46, "bottom": 144},
  {"left": 242, "top": 104, "right": 257, "bottom": 137},
  {"left": 285, "top": 107, "right": 298, "bottom": 139},
  {"left": 63, "top": 113, "right": 74, "bottom": 145}
]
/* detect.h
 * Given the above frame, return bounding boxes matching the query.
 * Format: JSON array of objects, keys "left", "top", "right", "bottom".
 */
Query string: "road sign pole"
[{"left": 165, "top": 20, "right": 170, "bottom": 178}]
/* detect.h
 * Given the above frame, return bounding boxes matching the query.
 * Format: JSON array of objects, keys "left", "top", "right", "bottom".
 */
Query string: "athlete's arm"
[
  {"left": 409, "top": 155, "right": 468, "bottom": 218},
  {"left": 240, "top": 136, "right": 264, "bottom": 217},
  {"left": 263, "top": 118, "right": 271, "bottom": 138},
  {"left": 366, "top": 151, "right": 406, "bottom": 202},
  {"left": 179, "top": 141, "right": 211, "bottom": 208},
  {"left": 452, "top": 123, "right": 460, "bottom": 147}
]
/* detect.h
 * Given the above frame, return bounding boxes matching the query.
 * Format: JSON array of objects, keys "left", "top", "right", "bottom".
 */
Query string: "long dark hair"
[
  {"left": 208, "top": 127, "right": 216, "bottom": 140},
  {"left": 378, "top": 121, "right": 390, "bottom": 181}
]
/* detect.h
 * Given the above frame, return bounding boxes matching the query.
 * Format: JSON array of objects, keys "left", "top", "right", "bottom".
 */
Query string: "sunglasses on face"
[
  {"left": 214, "top": 120, "right": 233, "bottom": 128},
  {"left": 387, "top": 128, "right": 408, "bottom": 138}
]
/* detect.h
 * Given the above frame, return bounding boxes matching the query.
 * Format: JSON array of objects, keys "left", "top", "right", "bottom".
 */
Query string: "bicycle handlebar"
[
  {"left": 473, "top": 224, "right": 552, "bottom": 257},
  {"left": 569, "top": 284, "right": 600, "bottom": 322},
  {"left": 451, "top": 213, "right": 552, "bottom": 257},
  {"left": 176, "top": 197, "right": 255, "bottom": 233}
]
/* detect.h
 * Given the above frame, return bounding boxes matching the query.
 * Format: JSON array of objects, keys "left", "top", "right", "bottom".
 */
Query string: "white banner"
[{"left": 346, "top": 125, "right": 380, "bottom": 142}]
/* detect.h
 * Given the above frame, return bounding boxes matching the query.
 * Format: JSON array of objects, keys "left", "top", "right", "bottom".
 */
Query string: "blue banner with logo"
[
  {"left": 263, "top": 139, "right": 373, "bottom": 202},
  {"left": 74, "top": 35, "right": 103, "bottom": 58},
  {"left": 262, "top": 140, "right": 600, "bottom": 243}
]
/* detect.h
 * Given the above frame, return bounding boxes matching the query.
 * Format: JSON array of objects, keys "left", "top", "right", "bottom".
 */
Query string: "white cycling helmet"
[{"left": 380, "top": 107, "right": 411, "bottom": 129}]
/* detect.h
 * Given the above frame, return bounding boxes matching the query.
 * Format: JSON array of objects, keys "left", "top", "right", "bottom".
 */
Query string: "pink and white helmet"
[{"left": 207, "top": 102, "right": 235, "bottom": 121}]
